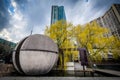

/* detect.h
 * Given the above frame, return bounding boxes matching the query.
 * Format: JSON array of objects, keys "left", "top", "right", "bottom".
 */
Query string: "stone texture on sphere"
[
  {"left": 12, "top": 34, "right": 58, "bottom": 75},
  {"left": 21, "top": 34, "right": 58, "bottom": 52}
]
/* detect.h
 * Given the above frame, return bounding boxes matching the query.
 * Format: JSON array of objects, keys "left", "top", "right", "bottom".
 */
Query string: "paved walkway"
[
  {"left": 0, "top": 77, "right": 120, "bottom": 80},
  {"left": 74, "top": 62, "right": 93, "bottom": 72},
  {"left": 74, "top": 62, "right": 83, "bottom": 70},
  {"left": 94, "top": 69, "right": 120, "bottom": 77}
]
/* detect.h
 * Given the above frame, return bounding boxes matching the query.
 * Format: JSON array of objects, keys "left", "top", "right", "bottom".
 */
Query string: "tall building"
[
  {"left": 91, "top": 4, "right": 120, "bottom": 38},
  {"left": 51, "top": 5, "right": 66, "bottom": 25}
]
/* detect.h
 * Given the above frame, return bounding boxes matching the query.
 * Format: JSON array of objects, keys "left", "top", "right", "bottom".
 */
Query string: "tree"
[
  {"left": 45, "top": 20, "right": 120, "bottom": 68},
  {"left": 0, "top": 43, "right": 12, "bottom": 62},
  {"left": 109, "top": 37, "right": 120, "bottom": 60},
  {"left": 44, "top": 20, "right": 78, "bottom": 69},
  {"left": 73, "top": 21, "right": 120, "bottom": 63}
]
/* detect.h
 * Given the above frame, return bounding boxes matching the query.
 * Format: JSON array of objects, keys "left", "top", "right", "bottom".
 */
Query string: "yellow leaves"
[
  {"left": 94, "top": 52, "right": 102, "bottom": 62},
  {"left": 45, "top": 20, "right": 74, "bottom": 49},
  {"left": 73, "top": 21, "right": 120, "bottom": 62},
  {"left": 44, "top": 20, "right": 75, "bottom": 68},
  {"left": 44, "top": 20, "right": 120, "bottom": 63},
  {"left": 112, "top": 50, "right": 120, "bottom": 59},
  {"left": 73, "top": 51, "right": 79, "bottom": 60}
]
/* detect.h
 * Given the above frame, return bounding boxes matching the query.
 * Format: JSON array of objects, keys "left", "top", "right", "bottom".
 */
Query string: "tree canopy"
[
  {"left": 45, "top": 20, "right": 78, "bottom": 69},
  {"left": 73, "top": 22, "right": 120, "bottom": 62},
  {"left": 44, "top": 20, "right": 120, "bottom": 67}
]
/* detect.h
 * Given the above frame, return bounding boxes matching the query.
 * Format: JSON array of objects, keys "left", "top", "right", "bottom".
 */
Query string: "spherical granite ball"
[{"left": 12, "top": 34, "right": 58, "bottom": 75}]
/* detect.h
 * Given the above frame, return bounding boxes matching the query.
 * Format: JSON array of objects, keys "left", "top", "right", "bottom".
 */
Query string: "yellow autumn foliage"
[
  {"left": 45, "top": 20, "right": 120, "bottom": 67},
  {"left": 45, "top": 20, "right": 78, "bottom": 69},
  {"left": 73, "top": 21, "right": 120, "bottom": 62}
]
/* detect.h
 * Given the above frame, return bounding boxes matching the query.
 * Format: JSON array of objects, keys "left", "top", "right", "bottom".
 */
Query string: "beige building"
[{"left": 91, "top": 4, "right": 120, "bottom": 39}]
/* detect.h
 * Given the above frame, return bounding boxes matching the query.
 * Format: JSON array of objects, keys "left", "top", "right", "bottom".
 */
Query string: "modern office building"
[
  {"left": 91, "top": 4, "right": 120, "bottom": 38},
  {"left": 51, "top": 5, "right": 66, "bottom": 25},
  {"left": 0, "top": 38, "right": 16, "bottom": 49},
  {"left": 0, "top": 38, "right": 16, "bottom": 63}
]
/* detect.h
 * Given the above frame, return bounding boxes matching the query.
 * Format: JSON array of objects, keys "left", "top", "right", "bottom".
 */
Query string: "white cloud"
[
  {"left": 0, "top": 29, "right": 12, "bottom": 41},
  {"left": 0, "top": 0, "right": 120, "bottom": 43},
  {"left": 0, "top": 0, "right": 29, "bottom": 43},
  {"left": 65, "top": 0, "right": 93, "bottom": 25},
  {"left": 66, "top": 0, "right": 110, "bottom": 25},
  {"left": 11, "top": 0, "right": 17, "bottom": 8}
]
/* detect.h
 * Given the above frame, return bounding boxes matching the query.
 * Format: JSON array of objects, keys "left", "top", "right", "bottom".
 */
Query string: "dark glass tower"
[{"left": 51, "top": 5, "right": 66, "bottom": 25}]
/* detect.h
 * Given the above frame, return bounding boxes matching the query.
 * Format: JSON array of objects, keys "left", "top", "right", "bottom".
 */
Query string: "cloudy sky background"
[{"left": 0, "top": 0, "right": 120, "bottom": 43}]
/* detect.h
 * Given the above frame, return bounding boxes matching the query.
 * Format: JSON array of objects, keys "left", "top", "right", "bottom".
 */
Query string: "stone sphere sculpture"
[{"left": 12, "top": 34, "right": 58, "bottom": 75}]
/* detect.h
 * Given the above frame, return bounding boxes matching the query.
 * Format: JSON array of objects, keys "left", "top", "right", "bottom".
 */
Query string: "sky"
[{"left": 0, "top": 0, "right": 120, "bottom": 43}]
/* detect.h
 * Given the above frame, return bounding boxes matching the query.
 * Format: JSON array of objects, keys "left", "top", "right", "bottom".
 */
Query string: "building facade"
[
  {"left": 0, "top": 38, "right": 16, "bottom": 49},
  {"left": 91, "top": 4, "right": 120, "bottom": 38},
  {"left": 51, "top": 5, "right": 66, "bottom": 25}
]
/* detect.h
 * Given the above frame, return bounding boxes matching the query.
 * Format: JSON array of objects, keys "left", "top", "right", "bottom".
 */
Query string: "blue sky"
[{"left": 0, "top": 0, "right": 120, "bottom": 42}]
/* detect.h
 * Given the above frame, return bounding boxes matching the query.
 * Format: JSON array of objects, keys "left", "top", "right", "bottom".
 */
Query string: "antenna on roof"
[{"left": 30, "top": 25, "right": 34, "bottom": 35}]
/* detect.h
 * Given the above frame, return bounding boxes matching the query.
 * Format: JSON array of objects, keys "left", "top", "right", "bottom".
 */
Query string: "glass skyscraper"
[{"left": 51, "top": 5, "right": 66, "bottom": 25}]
